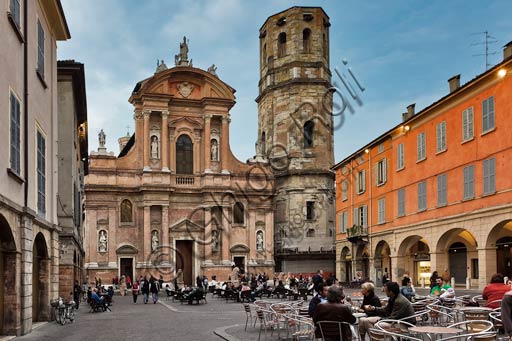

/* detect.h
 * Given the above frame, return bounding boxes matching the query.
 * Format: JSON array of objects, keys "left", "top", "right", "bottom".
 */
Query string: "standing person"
[
  {"left": 73, "top": 280, "right": 82, "bottom": 309},
  {"left": 158, "top": 275, "right": 164, "bottom": 291},
  {"left": 150, "top": 277, "right": 159, "bottom": 303},
  {"left": 196, "top": 275, "right": 203, "bottom": 289},
  {"left": 141, "top": 275, "right": 150, "bottom": 304},
  {"left": 119, "top": 275, "right": 126, "bottom": 296},
  {"left": 132, "top": 280, "right": 140, "bottom": 304},
  {"left": 442, "top": 268, "right": 451, "bottom": 282},
  {"left": 430, "top": 271, "right": 439, "bottom": 289},
  {"left": 126, "top": 274, "right": 132, "bottom": 289},
  {"left": 382, "top": 268, "right": 389, "bottom": 286}
]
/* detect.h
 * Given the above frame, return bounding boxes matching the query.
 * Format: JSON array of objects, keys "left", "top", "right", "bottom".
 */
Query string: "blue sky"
[{"left": 58, "top": 0, "right": 512, "bottom": 163}]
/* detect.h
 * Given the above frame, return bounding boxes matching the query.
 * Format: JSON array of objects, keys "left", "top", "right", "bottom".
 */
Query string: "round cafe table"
[{"left": 408, "top": 326, "right": 462, "bottom": 340}]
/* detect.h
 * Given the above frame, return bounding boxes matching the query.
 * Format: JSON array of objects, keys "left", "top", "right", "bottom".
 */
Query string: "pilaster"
[
  {"left": 143, "top": 110, "right": 151, "bottom": 171},
  {"left": 161, "top": 111, "right": 170, "bottom": 172},
  {"left": 221, "top": 115, "right": 230, "bottom": 174},
  {"left": 204, "top": 115, "right": 212, "bottom": 172}
]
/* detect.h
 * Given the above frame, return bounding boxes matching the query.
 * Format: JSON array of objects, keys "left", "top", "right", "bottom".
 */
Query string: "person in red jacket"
[{"left": 482, "top": 273, "right": 509, "bottom": 308}]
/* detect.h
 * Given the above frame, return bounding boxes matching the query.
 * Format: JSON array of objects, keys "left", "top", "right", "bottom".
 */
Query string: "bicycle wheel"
[
  {"left": 58, "top": 307, "right": 66, "bottom": 325},
  {"left": 54, "top": 307, "right": 62, "bottom": 324},
  {"left": 68, "top": 306, "right": 75, "bottom": 322}
]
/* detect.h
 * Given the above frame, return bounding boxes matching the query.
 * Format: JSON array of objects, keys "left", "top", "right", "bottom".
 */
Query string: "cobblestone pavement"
[{"left": 14, "top": 287, "right": 483, "bottom": 341}]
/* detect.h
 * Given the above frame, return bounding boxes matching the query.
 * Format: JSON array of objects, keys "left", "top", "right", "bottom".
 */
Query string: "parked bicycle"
[{"left": 51, "top": 297, "right": 76, "bottom": 325}]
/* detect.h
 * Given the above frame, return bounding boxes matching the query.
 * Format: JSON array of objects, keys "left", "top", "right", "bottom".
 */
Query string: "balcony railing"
[
  {"left": 347, "top": 225, "right": 368, "bottom": 244},
  {"left": 176, "top": 176, "right": 195, "bottom": 185}
]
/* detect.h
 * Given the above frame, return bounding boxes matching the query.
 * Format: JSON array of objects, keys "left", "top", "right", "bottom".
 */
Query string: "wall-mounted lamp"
[
  {"left": 402, "top": 125, "right": 410, "bottom": 133},
  {"left": 498, "top": 68, "right": 507, "bottom": 78},
  {"left": 364, "top": 148, "right": 370, "bottom": 154}
]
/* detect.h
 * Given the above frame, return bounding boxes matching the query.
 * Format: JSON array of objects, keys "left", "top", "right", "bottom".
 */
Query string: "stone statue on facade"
[
  {"left": 212, "top": 230, "right": 219, "bottom": 251},
  {"left": 207, "top": 64, "right": 217, "bottom": 76},
  {"left": 151, "top": 135, "right": 159, "bottom": 159},
  {"left": 98, "top": 129, "right": 106, "bottom": 148},
  {"left": 175, "top": 36, "right": 191, "bottom": 66},
  {"left": 98, "top": 230, "right": 107, "bottom": 253},
  {"left": 211, "top": 140, "right": 218, "bottom": 161},
  {"left": 155, "top": 59, "right": 168, "bottom": 73},
  {"left": 151, "top": 231, "right": 159, "bottom": 252},
  {"left": 256, "top": 231, "right": 264, "bottom": 251}
]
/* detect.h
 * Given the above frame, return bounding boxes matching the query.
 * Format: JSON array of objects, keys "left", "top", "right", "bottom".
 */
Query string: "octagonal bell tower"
[{"left": 256, "top": 7, "right": 335, "bottom": 273}]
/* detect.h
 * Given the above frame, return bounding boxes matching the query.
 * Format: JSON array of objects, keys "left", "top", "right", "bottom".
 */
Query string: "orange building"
[{"left": 334, "top": 43, "right": 512, "bottom": 289}]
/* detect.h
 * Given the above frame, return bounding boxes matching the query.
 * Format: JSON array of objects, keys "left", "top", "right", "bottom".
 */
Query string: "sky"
[{"left": 58, "top": 0, "right": 512, "bottom": 163}]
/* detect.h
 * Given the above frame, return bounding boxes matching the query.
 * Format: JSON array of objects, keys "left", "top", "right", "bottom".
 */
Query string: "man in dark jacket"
[
  {"left": 140, "top": 276, "right": 150, "bottom": 304},
  {"left": 313, "top": 286, "right": 356, "bottom": 340},
  {"left": 308, "top": 282, "right": 328, "bottom": 317},
  {"left": 359, "top": 282, "right": 415, "bottom": 339}
]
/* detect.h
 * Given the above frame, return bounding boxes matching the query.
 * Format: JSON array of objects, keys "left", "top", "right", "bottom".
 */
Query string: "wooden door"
[{"left": 176, "top": 241, "right": 193, "bottom": 286}]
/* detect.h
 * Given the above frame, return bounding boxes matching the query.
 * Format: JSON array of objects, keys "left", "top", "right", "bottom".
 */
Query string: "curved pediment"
[
  {"left": 116, "top": 244, "right": 138, "bottom": 254},
  {"left": 130, "top": 66, "right": 236, "bottom": 104},
  {"left": 230, "top": 244, "right": 250, "bottom": 253}
]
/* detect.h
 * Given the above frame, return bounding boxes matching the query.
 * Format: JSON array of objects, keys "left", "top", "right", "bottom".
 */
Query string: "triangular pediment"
[
  {"left": 230, "top": 244, "right": 250, "bottom": 253},
  {"left": 169, "top": 116, "right": 202, "bottom": 128},
  {"left": 169, "top": 218, "right": 204, "bottom": 232},
  {"left": 116, "top": 243, "right": 138, "bottom": 254}
]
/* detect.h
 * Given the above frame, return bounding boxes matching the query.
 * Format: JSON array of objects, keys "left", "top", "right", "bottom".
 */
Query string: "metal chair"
[
  {"left": 316, "top": 320, "right": 359, "bottom": 341},
  {"left": 447, "top": 320, "right": 494, "bottom": 334}
]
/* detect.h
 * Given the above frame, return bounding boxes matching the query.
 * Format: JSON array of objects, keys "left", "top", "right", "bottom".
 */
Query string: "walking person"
[
  {"left": 141, "top": 275, "right": 149, "bottom": 304},
  {"left": 73, "top": 280, "right": 82, "bottom": 309},
  {"left": 132, "top": 280, "right": 140, "bottom": 304},
  {"left": 150, "top": 277, "right": 159, "bottom": 303},
  {"left": 119, "top": 275, "right": 127, "bottom": 296}
]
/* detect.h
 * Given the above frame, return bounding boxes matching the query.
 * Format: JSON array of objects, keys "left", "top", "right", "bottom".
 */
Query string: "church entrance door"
[
  {"left": 176, "top": 240, "right": 193, "bottom": 286},
  {"left": 234, "top": 256, "right": 245, "bottom": 274},
  {"left": 120, "top": 258, "right": 133, "bottom": 280}
]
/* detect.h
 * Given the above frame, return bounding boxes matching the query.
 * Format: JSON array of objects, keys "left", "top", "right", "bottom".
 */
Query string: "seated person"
[
  {"left": 439, "top": 279, "right": 455, "bottom": 300},
  {"left": 401, "top": 277, "right": 415, "bottom": 302},
  {"left": 313, "top": 286, "right": 356, "bottom": 341},
  {"left": 483, "top": 273, "right": 509, "bottom": 308},
  {"left": 240, "top": 282, "right": 255, "bottom": 302},
  {"left": 91, "top": 288, "right": 104, "bottom": 304},
  {"left": 430, "top": 277, "right": 444, "bottom": 296},
  {"left": 360, "top": 282, "right": 381, "bottom": 316},
  {"left": 165, "top": 284, "right": 173, "bottom": 296},
  {"left": 360, "top": 282, "right": 415, "bottom": 340},
  {"left": 308, "top": 282, "right": 328, "bottom": 317}
]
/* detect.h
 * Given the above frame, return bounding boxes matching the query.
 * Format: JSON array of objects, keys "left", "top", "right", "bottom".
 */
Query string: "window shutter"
[
  {"left": 356, "top": 173, "right": 360, "bottom": 193},
  {"left": 374, "top": 163, "right": 379, "bottom": 185},
  {"left": 344, "top": 212, "right": 348, "bottom": 232},
  {"left": 384, "top": 159, "right": 388, "bottom": 182},
  {"left": 489, "top": 97, "right": 495, "bottom": 130},
  {"left": 362, "top": 169, "right": 366, "bottom": 192},
  {"left": 468, "top": 108, "right": 474, "bottom": 138},
  {"left": 463, "top": 167, "right": 468, "bottom": 198},
  {"left": 483, "top": 99, "right": 489, "bottom": 132},
  {"left": 462, "top": 110, "right": 468, "bottom": 140},
  {"left": 362, "top": 206, "right": 367, "bottom": 227},
  {"left": 417, "top": 134, "right": 421, "bottom": 160},
  {"left": 490, "top": 158, "right": 496, "bottom": 193},
  {"left": 354, "top": 208, "right": 358, "bottom": 226}
]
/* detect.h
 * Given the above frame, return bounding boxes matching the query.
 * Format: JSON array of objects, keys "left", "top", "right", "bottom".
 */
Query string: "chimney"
[
  {"left": 504, "top": 41, "right": 512, "bottom": 61},
  {"left": 448, "top": 74, "right": 461, "bottom": 93},
  {"left": 407, "top": 103, "right": 415, "bottom": 117},
  {"left": 402, "top": 112, "right": 408, "bottom": 122}
]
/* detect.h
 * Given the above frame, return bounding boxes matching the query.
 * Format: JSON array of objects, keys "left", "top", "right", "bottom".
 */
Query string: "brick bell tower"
[{"left": 256, "top": 7, "right": 335, "bottom": 273}]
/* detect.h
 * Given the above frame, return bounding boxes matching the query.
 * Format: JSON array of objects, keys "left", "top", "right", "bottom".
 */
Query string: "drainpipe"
[{"left": 23, "top": 0, "right": 28, "bottom": 207}]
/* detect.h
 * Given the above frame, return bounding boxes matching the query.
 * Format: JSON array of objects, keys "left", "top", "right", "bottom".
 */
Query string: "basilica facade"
[{"left": 84, "top": 42, "right": 275, "bottom": 285}]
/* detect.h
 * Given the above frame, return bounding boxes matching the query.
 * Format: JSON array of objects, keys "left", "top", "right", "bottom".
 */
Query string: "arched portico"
[
  {"left": 434, "top": 228, "right": 478, "bottom": 285},
  {"left": 355, "top": 244, "right": 370, "bottom": 281},
  {"left": 397, "top": 235, "right": 430, "bottom": 286},
  {"left": 32, "top": 233, "right": 50, "bottom": 322},
  {"left": 487, "top": 220, "right": 512, "bottom": 280},
  {"left": 0, "top": 214, "right": 19, "bottom": 335},
  {"left": 374, "top": 240, "right": 391, "bottom": 285},
  {"left": 340, "top": 246, "right": 351, "bottom": 283}
]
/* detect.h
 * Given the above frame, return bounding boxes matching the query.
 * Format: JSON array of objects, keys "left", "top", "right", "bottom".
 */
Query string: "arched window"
[
  {"left": 303, "top": 29, "right": 311, "bottom": 53},
  {"left": 233, "top": 202, "right": 244, "bottom": 224},
  {"left": 261, "top": 132, "right": 266, "bottom": 155},
  {"left": 262, "top": 43, "right": 267, "bottom": 66},
  {"left": 278, "top": 32, "right": 286, "bottom": 58},
  {"left": 120, "top": 199, "right": 133, "bottom": 223},
  {"left": 304, "top": 120, "right": 314, "bottom": 148},
  {"left": 176, "top": 135, "right": 193, "bottom": 174}
]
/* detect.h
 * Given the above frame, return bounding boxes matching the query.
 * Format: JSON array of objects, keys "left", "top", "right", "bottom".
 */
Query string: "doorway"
[
  {"left": 497, "top": 237, "right": 512, "bottom": 278},
  {"left": 120, "top": 258, "right": 133, "bottom": 281},
  {"left": 176, "top": 240, "right": 193, "bottom": 286},
  {"left": 33, "top": 233, "right": 49, "bottom": 322},
  {"left": 449, "top": 242, "right": 467, "bottom": 284},
  {"left": 233, "top": 256, "right": 245, "bottom": 274}
]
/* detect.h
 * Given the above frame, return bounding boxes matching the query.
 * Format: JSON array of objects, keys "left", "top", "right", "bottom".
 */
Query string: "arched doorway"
[
  {"left": 375, "top": 241, "right": 391, "bottom": 285},
  {"left": 0, "top": 214, "right": 17, "bottom": 334},
  {"left": 33, "top": 233, "right": 50, "bottom": 322},
  {"left": 497, "top": 237, "right": 512, "bottom": 279},
  {"left": 397, "top": 235, "right": 430, "bottom": 286},
  {"left": 340, "top": 247, "right": 352, "bottom": 283},
  {"left": 448, "top": 242, "right": 468, "bottom": 284},
  {"left": 356, "top": 244, "right": 369, "bottom": 281}
]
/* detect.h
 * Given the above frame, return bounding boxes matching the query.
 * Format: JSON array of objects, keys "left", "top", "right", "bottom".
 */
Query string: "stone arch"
[
  {"left": 0, "top": 213, "right": 18, "bottom": 334},
  {"left": 303, "top": 120, "right": 314, "bottom": 148},
  {"left": 340, "top": 246, "right": 352, "bottom": 283},
  {"left": 487, "top": 220, "right": 512, "bottom": 279},
  {"left": 435, "top": 228, "right": 478, "bottom": 285},
  {"left": 397, "top": 235, "right": 430, "bottom": 286},
  {"left": 374, "top": 240, "right": 391, "bottom": 285},
  {"left": 33, "top": 232, "right": 50, "bottom": 322}
]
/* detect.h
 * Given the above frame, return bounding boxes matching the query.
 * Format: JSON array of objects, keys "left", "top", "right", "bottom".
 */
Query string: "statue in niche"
[
  {"left": 150, "top": 135, "right": 159, "bottom": 159},
  {"left": 212, "top": 230, "right": 219, "bottom": 251},
  {"left": 98, "top": 230, "right": 107, "bottom": 253},
  {"left": 98, "top": 129, "right": 106, "bottom": 148},
  {"left": 256, "top": 231, "right": 264, "bottom": 251},
  {"left": 151, "top": 231, "right": 159, "bottom": 252},
  {"left": 210, "top": 139, "right": 218, "bottom": 161}
]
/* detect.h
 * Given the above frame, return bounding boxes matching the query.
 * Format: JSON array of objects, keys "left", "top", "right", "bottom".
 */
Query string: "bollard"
[
  {"left": 421, "top": 278, "right": 425, "bottom": 288},
  {"left": 466, "top": 277, "right": 470, "bottom": 289},
  {"left": 451, "top": 277, "right": 455, "bottom": 288}
]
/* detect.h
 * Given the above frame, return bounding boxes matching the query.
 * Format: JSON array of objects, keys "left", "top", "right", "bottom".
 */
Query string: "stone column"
[
  {"left": 169, "top": 132, "right": 175, "bottom": 174},
  {"left": 144, "top": 206, "right": 151, "bottom": 263},
  {"left": 194, "top": 135, "right": 201, "bottom": 174},
  {"left": 161, "top": 206, "right": 170, "bottom": 263},
  {"left": 204, "top": 115, "right": 212, "bottom": 173},
  {"left": 478, "top": 247, "right": 495, "bottom": 289},
  {"left": 133, "top": 111, "right": 144, "bottom": 169},
  {"left": 143, "top": 110, "right": 151, "bottom": 171},
  {"left": 161, "top": 111, "right": 170, "bottom": 172},
  {"left": 221, "top": 115, "right": 230, "bottom": 174},
  {"left": 204, "top": 207, "right": 212, "bottom": 260},
  {"left": 20, "top": 214, "right": 33, "bottom": 333},
  {"left": 221, "top": 206, "right": 231, "bottom": 263}
]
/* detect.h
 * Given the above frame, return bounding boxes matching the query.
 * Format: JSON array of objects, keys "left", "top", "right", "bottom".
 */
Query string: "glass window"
[
  {"left": 10, "top": 91, "right": 21, "bottom": 174},
  {"left": 37, "top": 129, "right": 46, "bottom": 216},
  {"left": 37, "top": 20, "right": 45, "bottom": 79},
  {"left": 233, "top": 202, "right": 244, "bottom": 224},
  {"left": 176, "top": 135, "right": 193, "bottom": 174}
]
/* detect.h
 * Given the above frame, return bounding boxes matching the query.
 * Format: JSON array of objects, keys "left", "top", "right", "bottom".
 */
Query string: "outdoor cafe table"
[{"left": 408, "top": 326, "right": 462, "bottom": 340}]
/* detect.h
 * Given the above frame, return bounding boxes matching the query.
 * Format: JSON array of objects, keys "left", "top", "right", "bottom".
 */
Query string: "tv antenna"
[{"left": 471, "top": 31, "right": 497, "bottom": 70}]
